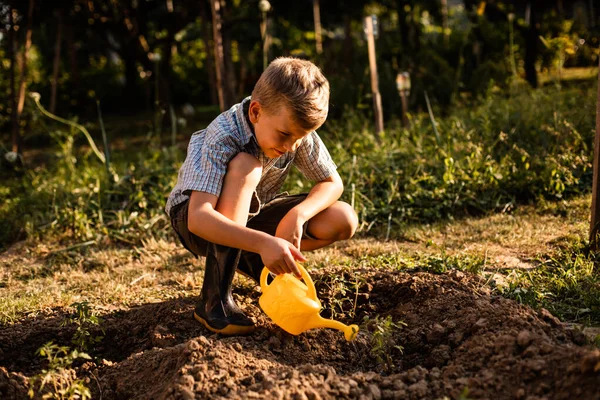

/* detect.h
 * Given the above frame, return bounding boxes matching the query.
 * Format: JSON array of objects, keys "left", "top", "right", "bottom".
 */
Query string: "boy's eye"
[{"left": 280, "top": 132, "right": 290, "bottom": 137}]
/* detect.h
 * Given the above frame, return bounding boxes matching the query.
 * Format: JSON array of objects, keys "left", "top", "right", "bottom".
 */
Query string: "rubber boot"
[
  {"left": 194, "top": 243, "right": 255, "bottom": 335},
  {"left": 236, "top": 252, "right": 264, "bottom": 283}
]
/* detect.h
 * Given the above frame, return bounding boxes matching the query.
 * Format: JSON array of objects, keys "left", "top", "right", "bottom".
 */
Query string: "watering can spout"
[{"left": 308, "top": 314, "right": 360, "bottom": 342}]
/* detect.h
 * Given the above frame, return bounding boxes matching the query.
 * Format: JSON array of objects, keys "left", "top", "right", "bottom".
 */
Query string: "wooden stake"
[
  {"left": 400, "top": 93, "right": 409, "bottom": 127},
  {"left": 590, "top": 54, "right": 600, "bottom": 248},
  {"left": 364, "top": 16, "right": 384, "bottom": 137}
]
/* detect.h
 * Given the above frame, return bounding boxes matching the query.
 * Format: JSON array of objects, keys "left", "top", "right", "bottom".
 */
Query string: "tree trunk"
[
  {"left": 342, "top": 13, "right": 354, "bottom": 65},
  {"left": 210, "top": 0, "right": 231, "bottom": 111},
  {"left": 159, "top": 30, "right": 175, "bottom": 144},
  {"left": 440, "top": 0, "right": 449, "bottom": 48},
  {"left": 524, "top": 1, "right": 539, "bottom": 88},
  {"left": 238, "top": 57, "right": 248, "bottom": 99},
  {"left": 589, "top": 54, "right": 600, "bottom": 247},
  {"left": 396, "top": 0, "right": 410, "bottom": 53},
  {"left": 200, "top": 4, "right": 218, "bottom": 105},
  {"left": 14, "top": 0, "right": 35, "bottom": 154},
  {"left": 64, "top": 24, "right": 81, "bottom": 105},
  {"left": 9, "top": 6, "right": 18, "bottom": 151},
  {"left": 50, "top": 11, "right": 63, "bottom": 114},
  {"left": 313, "top": 0, "right": 323, "bottom": 55},
  {"left": 556, "top": 0, "right": 564, "bottom": 18},
  {"left": 221, "top": 0, "right": 236, "bottom": 107}
]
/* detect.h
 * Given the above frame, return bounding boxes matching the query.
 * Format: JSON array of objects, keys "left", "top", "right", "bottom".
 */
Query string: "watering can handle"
[
  {"left": 260, "top": 267, "right": 271, "bottom": 291},
  {"left": 297, "top": 263, "right": 318, "bottom": 302},
  {"left": 259, "top": 264, "right": 318, "bottom": 302}
]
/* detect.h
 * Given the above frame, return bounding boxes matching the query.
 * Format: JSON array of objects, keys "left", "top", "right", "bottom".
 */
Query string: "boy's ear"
[{"left": 248, "top": 100, "right": 261, "bottom": 123}]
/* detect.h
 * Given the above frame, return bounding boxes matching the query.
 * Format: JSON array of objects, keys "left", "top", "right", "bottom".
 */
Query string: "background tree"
[{"left": 0, "top": 0, "right": 598, "bottom": 156}]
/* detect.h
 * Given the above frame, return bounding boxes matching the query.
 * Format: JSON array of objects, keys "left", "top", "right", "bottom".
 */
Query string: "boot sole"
[{"left": 194, "top": 312, "right": 255, "bottom": 335}]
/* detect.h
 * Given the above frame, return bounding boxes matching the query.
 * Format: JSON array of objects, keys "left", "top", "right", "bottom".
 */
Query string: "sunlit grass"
[{"left": 2, "top": 195, "right": 597, "bottom": 327}]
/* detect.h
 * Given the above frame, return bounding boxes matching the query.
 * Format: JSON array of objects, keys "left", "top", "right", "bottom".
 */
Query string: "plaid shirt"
[{"left": 165, "top": 97, "right": 337, "bottom": 217}]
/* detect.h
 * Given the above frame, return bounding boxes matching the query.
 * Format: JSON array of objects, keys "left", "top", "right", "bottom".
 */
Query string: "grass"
[
  {"left": 0, "top": 239, "right": 202, "bottom": 324},
  {"left": 1, "top": 193, "right": 598, "bottom": 328}
]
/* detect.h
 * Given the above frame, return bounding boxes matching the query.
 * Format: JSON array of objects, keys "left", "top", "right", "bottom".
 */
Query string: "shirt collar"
[{"left": 236, "top": 97, "right": 254, "bottom": 140}]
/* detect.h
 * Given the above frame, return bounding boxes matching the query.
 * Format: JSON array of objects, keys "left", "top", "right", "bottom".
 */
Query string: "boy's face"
[{"left": 248, "top": 100, "right": 313, "bottom": 159}]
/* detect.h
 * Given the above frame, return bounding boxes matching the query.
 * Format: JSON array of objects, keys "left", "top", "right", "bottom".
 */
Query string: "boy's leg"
[
  {"left": 194, "top": 152, "right": 262, "bottom": 335},
  {"left": 238, "top": 194, "right": 358, "bottom": 282},
  {"left": 299, "top": 201, "right": 358, "bottom": 251}
]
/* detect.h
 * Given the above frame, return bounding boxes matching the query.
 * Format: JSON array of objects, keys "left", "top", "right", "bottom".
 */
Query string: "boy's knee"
[
  {"left": 336, "top": 202, "right": 358, "bottom": 240},
  {"left": 227, "top": 153, "right": 262, "bottom": 186}
]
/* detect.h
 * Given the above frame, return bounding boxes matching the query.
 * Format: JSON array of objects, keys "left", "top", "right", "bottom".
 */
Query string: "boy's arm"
[
  {"left": 275, "top": 170, "right": 344, "bottom": 248},
  {"left": 188, "top": 190, "right": 305, "bottom": 276}
]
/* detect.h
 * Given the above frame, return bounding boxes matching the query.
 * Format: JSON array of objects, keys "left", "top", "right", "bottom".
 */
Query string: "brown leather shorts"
[{"left": 169, "top": 193, "right": 312, "bottom": 258}]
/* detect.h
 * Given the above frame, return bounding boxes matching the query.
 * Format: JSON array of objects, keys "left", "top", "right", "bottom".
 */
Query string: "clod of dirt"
[
  {"left": 0, "top": 368, "right": 28, "bottom": 399},
  {"left": 517, "top": 330, "right": 533, "bottom": 347}
]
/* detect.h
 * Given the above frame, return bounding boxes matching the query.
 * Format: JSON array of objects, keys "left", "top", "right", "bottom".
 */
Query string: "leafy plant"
[
  {"left": 362, "top": 315, "right": 407, "bottom": 372},
  {"left": 28, "top": 342, "right": 92, "bottom": 400},
  {"left": 61, "top": 302, "right": 104, "bottom": 352}
]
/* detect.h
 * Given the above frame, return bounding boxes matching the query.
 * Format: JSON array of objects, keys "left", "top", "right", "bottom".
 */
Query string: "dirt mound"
[{"left": 2, "top": 268, "right": 600, "bottom": 399}]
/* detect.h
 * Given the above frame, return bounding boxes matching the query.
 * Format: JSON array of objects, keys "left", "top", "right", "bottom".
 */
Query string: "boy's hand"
[
  {"left": 275, "top": 210, "right": 305, "bottom": 250},
  {"left": 259, "top": 237, "right": 306, "bottom": 277}
]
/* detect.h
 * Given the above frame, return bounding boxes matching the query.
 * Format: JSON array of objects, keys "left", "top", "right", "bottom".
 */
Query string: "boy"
[{"left": 166, "top": 57, "right": 358, "bottom": 335}]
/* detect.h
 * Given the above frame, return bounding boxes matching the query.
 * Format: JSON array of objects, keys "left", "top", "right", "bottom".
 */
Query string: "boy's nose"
[{"left": 283, "top": 141, "right": 294, "bottom": 152}]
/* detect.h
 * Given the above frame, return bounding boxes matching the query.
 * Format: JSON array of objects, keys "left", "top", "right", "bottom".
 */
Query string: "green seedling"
[
  {"left": 362, "top": 315, "right": 407, "bottom": 372},
  {"left": 61, "top": 302, "right": 104, "bottom": 352},
  {"left": 28, "top": 342, "right": 92, "bottom": 400}
]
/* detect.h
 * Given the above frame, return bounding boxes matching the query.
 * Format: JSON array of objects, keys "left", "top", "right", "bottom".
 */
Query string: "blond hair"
[{"left": 251, "top": 57, "right": 330, "bottom": 130}]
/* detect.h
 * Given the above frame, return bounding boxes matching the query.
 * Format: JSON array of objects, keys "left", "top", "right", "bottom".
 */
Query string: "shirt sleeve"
[
  {"left": 179, "top": 126, "right": 240, "bottom": 198},
  {"left": 293, "top": 131, "right": 337, "bottom": 182}
]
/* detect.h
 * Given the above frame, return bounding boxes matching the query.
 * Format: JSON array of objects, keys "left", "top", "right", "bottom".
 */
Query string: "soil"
[{"left": 1, "top": 267, "right": 599, "bottom": 399}]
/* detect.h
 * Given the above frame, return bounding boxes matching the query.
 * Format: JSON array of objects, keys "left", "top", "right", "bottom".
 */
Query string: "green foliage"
[
  {"left": 362, "top": 315, "right": 407, "bottom": 372},
  {"left": 293, "top": 83, "right": 593, "bottom": 238},
  {"left": 0, "top": 122, "right": 179, "bottom": 250},
  {"left": 28, "top": 342, "right": 92, "bottom": 400},
  {"left": 61, "top": 302, "right": 104, "bottom": 352},
  {"left": 497, "top": 245, "right": 600, "bottom": 324},
  {"left": 1, "top": 82, "right": 594, "bottom": 250}
]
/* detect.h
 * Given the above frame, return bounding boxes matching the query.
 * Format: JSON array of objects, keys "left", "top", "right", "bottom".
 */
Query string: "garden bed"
[{"left": 1, "top": 266, "right": 599, "bottom": 399}]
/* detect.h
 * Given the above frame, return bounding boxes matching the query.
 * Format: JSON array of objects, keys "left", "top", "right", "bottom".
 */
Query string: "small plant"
[
  {"left": 313, "top": 267, "right": 364, "bottom": 320},
  {"left": 362, "top": 315, "right": 407, "bottom": 372},
  {"left": 61, "top": 302, "right": 104, "bottom": 352},
  {"left": 28, "top": 342, "right": 92, "bottom": 400}
]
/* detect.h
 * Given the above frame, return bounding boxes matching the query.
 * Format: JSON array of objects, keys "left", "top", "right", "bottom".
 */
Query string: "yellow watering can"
[{"left": 258, "top": 263, "right": 359, "bottom": 341}]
